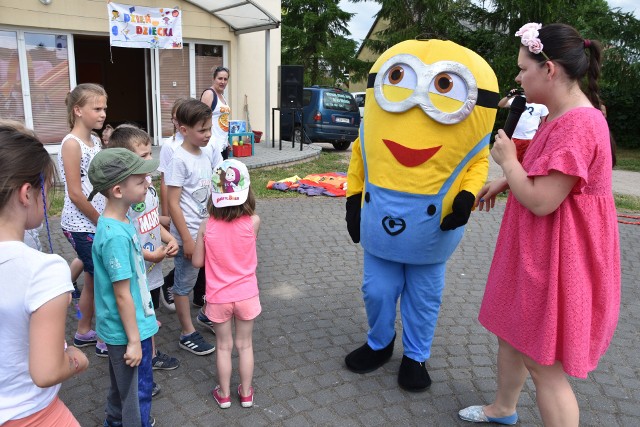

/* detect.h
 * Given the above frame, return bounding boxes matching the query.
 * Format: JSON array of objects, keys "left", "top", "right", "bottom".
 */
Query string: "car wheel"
[
  {"left": 293, "top": 127, "right": 303, "bottom": 145},
  {"left": 332, "top": 141, "right": 351, "bottom": 151}
]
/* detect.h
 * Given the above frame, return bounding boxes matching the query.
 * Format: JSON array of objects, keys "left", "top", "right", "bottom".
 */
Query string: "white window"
[
  {"left": 0, "top": 30, "right": 25, "bottom": 123},
  {"left": 156, "top": 43, "right": 225, "bottom": 138},
  {"left": 25, "top": 33, "right": 71, "bottom": 143},
  {"left": 0, "top": 29, "right": 72, "bottom": 144}
]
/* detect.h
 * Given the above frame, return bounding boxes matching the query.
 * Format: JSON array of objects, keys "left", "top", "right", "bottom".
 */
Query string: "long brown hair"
[
  {"left": 207, "top": 187, "right": 256, "bottom": 221},
  {"left": 0, "top": 121, "right": 56, "bottom": 212}
]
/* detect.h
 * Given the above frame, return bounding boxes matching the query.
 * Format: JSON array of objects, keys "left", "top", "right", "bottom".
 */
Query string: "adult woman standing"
[
  {"left": 201, "top": 66, "right": 231, "bottom": 160},
  {"left": 459, "top": 23, "right": 620, "bottom": 426}
]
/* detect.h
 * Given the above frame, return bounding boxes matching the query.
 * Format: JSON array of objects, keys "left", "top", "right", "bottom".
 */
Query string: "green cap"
[{"left": 88, "top": 148, "right": 159, "bottom": 201}]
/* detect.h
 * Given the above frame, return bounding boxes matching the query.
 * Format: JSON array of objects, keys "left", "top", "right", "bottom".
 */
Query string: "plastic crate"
[{"left": 232, "top": 144, "right": 252, "bottom": 157}]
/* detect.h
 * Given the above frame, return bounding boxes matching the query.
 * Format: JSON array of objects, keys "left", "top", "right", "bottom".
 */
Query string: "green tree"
[
  {"left": 281, "top": 0, "right": 368, "bottom": 86},
  {"left": 354, "top": 0, "right": 472, "bottom": 54},
  {"left": 462, "top": 0, "right": 640, "bottom": 147},
  {"left": 348, "top": 0, "right": 640, "bottom": 147}
]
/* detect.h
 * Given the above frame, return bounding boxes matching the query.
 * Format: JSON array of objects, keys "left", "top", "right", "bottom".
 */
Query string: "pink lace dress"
[{"left": 479, "top": 107, "right": 620, "bottom": 378}]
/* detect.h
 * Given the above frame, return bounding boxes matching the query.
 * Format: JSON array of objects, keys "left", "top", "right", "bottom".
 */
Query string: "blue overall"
[{"left": 359, "top": 125, "right": 489, "bottom": 361}]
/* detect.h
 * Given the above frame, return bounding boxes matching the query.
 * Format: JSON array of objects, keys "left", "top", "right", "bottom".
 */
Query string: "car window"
[
  {"left": 354, "top": 94, "right": 365, "bottom": 107},
  {"left": 302, "top": 90, "right": 312, "bottom": 107},
  {"left": 322, "top": 91, "right": 357, "bottom": 112}
]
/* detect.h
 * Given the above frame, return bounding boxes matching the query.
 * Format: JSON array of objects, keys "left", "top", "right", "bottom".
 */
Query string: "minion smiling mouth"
[{"left": 383, "top": 139, "right": 442, "bottom": 167}]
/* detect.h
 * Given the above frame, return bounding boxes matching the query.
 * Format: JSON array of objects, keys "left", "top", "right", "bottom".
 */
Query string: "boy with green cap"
[{"left": 88, "top": 147, "right": 159, "bottom": 427}]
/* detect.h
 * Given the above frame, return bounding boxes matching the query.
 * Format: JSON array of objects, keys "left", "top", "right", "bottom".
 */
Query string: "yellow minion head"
[{"left": 362, "top": 39, "right": 499, "bottom": 200}]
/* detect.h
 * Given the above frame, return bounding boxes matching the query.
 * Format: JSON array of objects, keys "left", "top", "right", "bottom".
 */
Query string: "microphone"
[{"left": 502, "top": 95, "right": 527, "bottom": 139}]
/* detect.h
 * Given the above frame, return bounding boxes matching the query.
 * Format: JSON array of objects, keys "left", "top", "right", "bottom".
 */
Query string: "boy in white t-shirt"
[
  {"left": 158, "top": 99, "right": 208, "bottom": 313},
  {"left": 166, "top": 99, "right": 222, "bottom": 355}
]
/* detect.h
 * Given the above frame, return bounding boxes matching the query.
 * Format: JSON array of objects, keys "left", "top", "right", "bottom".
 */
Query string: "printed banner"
[{"left": 108, "top": 2, "right": 183, "bottom": 49}]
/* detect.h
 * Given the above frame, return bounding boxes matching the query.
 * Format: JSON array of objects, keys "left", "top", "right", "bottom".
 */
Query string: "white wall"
[
  {"left": 0, "top": 0, "right": 281, "bottom": 140},
  {"left": 235, "top": 0, "right": 281, "bottom": 141}
]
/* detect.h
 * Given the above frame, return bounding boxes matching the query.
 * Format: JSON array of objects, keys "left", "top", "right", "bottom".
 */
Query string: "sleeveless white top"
[
  {"left": 211, "top": 91, "right": 231, "bottom": 152},
  {"left": 58, "top": 133, "right": 106, "bottom": 233}
]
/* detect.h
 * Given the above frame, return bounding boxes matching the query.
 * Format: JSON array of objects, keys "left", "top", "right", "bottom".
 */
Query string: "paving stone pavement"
[{"left": 49, "top": 194, "right": 640, "bottom": 427}]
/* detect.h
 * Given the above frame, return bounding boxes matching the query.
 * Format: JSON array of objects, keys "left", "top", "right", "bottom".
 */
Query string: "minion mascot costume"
[{"left": 345, "top": 39, "right": 499, "bottom": 391}]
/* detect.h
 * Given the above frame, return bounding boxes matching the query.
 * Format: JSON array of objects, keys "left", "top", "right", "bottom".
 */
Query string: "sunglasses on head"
[{"left": 215, "top": 66, "right": 229, "bottom": 73}]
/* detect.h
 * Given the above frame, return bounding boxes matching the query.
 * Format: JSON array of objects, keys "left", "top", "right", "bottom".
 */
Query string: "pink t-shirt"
[
  {"left": 479, "top": 107, "right": 620, "bottom": 378},
  {"left": 203, "top": 215, "right": 258, "bottom": 304}
]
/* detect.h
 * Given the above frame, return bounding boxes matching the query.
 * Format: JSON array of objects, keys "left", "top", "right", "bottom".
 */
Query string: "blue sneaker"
[
  {"left": 95, "top": 341, "right": 108, "bottom": 358},
  {"left": 196, "top": 310, "right": 216, "bottom": 334},
  {"left": 179, "top": 331, "right": 215, "bottom": 355},
  {"left": 104, "top": 417, "right": 155, "bottom": 427},
  {"left": 73, "top": 330, "right": 97, "bottom": 347},
  {"left": 152, "top": 382, "right": 161, "bottom": 397},
  {"left": 152, "top": 350, "right": 180, "bottom": 370}
]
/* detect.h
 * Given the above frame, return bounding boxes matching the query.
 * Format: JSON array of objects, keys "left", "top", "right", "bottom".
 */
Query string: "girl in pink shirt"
[{"left": 192, "top": 159, "right": 261, "bottom": 409}]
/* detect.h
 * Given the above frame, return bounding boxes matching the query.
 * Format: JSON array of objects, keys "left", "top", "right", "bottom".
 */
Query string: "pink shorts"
[
  {"left": 4, "top": 396, "right": 79, "bottom": 427},
  {"left": 204, "top": 295, "right": 262, "bottom": 323}
]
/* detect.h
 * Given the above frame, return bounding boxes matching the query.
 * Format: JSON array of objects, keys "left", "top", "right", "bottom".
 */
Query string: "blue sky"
[{"left": 339, "top": 0, "right": 639, "bottom": 44}]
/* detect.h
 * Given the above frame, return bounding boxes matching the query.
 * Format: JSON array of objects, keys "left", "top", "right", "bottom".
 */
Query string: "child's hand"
[
  {"left": 147, "top": 246, "right": 167, "bottom": 264},
  {"left": 124, "top": 341, "right": 142, "bottom": 367},
  {"left": 165, "top": 239, "right": 179, "bottom": 258},
  {"left": 183, "top": 238, "right": 195, "bottom": 260},
  {"left": 65, "top": 346, "right": 89, "bottom": 374}
]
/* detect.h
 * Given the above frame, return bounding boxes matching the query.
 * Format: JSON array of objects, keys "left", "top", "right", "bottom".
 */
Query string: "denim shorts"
[
  {"left": 63, "top": 230, "right": 95, "bottom": 276},
  {"left": 172, "top": 246, "right": 200, "bottom": 296}
]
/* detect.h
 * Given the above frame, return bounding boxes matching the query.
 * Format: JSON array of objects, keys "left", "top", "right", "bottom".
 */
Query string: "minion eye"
[
  {"left": 389, "top": 66, "right": 404, "bottom": 84},
  {"left": 428, "top": 72, "right": 467, "bottom": 103},
  {"left": 383, "top": 64, "right": 417, "bottom": 91},
  {"left": 434, "top": 73, "right": 453, "bottom": 93}
]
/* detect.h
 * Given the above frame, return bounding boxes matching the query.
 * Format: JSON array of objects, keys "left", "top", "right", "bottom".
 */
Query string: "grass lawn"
[
  {"left": 615, "top": 148, "right": 640, "bottom": 172},
  {"left": 46, "top": 148, "right": 640, "bottom": 215},
  {"left": 251, "top": 151, "right": 349, "bottom": 198}
]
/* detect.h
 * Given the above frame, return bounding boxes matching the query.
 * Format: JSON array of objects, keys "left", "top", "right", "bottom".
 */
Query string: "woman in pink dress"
[{"left": 459, "top": 23, "right": 620, "bottom": 426}]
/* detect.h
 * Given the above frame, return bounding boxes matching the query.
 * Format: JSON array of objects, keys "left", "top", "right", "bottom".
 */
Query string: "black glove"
[
  {"left": 345, "top": 193, "right": 362, "bottom": 243},
  {"left": 440, "top": 190, "right": 475, "bottom": 231}
]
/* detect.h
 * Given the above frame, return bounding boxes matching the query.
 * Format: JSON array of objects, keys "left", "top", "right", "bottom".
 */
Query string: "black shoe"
[
  {"left": 163, "top": 268, "right": 175, "bottom": 284},
  {"left": 345, "top": 334, "right": 395, "bottom": 374},
  {"left": 192, "top": 295, "right": 204, "bottom": 308},
  {"left": 160, "top": 283, "right": 175, "bottom": 312},
  {"left": 398, "top": 355, "right": 431, "bottom": 392},
  {"left": 192, "top": 268, "right": 205, "bottom": 307}
]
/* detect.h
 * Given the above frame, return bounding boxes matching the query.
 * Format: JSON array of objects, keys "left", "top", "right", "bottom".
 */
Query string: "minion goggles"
[{"left": 367, "top": 54, "right": 500, "bottom": 125}]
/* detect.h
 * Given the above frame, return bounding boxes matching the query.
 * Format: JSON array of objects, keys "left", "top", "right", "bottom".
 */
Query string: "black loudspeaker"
[{"left": 278, "top": 65, "right": 304, "bottom": 109}]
